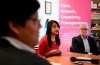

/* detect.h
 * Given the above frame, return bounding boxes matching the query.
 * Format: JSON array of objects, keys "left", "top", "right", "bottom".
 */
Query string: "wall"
[{"left": 38, "top": 0, "right": 59, "bottom": 40}]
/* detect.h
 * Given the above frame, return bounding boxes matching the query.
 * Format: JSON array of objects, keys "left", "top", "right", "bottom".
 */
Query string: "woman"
[{"left": 37, "top": 20, "right": 61, "bottom": 58}]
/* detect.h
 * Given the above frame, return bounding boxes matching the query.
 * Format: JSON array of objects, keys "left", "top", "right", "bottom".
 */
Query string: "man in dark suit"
[
  {"left": 71, "top": 24, "right": 99, "bottom": 55},
  {"left": 0, "top": 0, "right": 51, "bottom": 65}
]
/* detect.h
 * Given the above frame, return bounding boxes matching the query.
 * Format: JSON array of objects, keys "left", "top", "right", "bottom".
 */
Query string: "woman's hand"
[
  {"left": 46, "top": 49, "right": 61, "bottom": 57},
  {"left": 50, "top": 49, "right": 61, "bottom": 54}
]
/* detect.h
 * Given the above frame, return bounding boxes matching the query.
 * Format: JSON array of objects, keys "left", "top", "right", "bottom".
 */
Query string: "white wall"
[{"left": 38, "top": 0, "right": 59, "bottom": 40}]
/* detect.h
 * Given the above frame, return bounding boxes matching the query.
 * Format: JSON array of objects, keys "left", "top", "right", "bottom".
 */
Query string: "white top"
[
  {"left": 3, "top": 37, "right": 36, "bottom": 53},
  {"left": 81, "top": 36, "right": 90, "bottom": 53}
]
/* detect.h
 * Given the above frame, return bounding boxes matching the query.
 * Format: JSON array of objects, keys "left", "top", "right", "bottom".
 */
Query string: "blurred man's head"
[
  {"left": 79, "top": 24, "right": 89, "bottom": 38},
  {"left": 0, "top": 0, "right": 41, "bottom": 47}
]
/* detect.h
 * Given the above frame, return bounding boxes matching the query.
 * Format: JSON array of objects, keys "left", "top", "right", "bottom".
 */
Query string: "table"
[{"left": 46, "top": 52, "right": 100, "bottom": 65}]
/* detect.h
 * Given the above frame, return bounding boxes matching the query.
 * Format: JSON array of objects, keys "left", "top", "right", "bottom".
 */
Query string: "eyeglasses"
[
  {"left": 29, "top": 17, "right": 40, "bottom": 22},
  {"left": 80, "top": 28, "right": 88, "bottom": 31}
]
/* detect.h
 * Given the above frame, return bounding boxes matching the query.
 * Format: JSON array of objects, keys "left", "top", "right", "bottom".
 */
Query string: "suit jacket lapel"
[
  {"left": 87, "top": 36, "right": 91, "bottom": 52},
  {"left": 78, "top": 35, "right": 85, "bottom": 51}
]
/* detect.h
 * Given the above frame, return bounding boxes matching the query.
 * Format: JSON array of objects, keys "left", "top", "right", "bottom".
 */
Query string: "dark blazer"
[
  {"left": 71, "top": 35, "right": 99, "bottom": 55},
  {"left": 0, "top": 38, "right": 51, "bottom": 65}
]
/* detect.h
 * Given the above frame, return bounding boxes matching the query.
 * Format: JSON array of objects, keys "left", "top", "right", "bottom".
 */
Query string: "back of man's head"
[{"left": 0, "top": 0, "right": 40, "bottom": 36}]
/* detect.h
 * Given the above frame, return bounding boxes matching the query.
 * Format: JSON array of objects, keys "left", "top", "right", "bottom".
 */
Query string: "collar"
[
  {"left": 3, "top": 37, "right": 36, "bottom": 53},
  {"left": 81, "top": 35, "right": 88, "bottom": 40}
]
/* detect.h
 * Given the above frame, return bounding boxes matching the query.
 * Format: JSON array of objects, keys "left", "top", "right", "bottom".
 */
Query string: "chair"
[{"left": 70, "top": 46, "right": 73, "bottom": 52}]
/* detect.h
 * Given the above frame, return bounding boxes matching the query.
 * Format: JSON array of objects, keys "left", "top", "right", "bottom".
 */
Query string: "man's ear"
[{"left": 8, "top": 21, "right": 20, "bottom": 34}]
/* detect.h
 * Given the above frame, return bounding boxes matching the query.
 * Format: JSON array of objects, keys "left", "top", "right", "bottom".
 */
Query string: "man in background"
[
  {"left": 71, "top": 24, "right": 99, "bottom": 55},
  {"left": 0, "top": 0, "right": 51, "bottom": 65}
]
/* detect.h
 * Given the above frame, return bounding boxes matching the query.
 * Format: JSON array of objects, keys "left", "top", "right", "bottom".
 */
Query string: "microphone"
[{"left": 70, "top": 57, "right": 99, "bottom": 64}]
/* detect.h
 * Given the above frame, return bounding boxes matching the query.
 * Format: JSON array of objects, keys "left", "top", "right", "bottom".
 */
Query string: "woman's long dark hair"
[{"left": 46, "top": 20, "right": 60, "bottom": 47}]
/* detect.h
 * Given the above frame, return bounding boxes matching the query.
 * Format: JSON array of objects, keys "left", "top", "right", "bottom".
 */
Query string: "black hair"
[
  {"left": 0, "top": 0, "right": 40, "bottom": 36},
  {"left": 46, "top": 20, "right": 60, "bottom": 47}
]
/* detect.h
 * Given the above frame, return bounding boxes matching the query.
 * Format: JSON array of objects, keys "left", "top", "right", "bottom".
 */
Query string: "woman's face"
[{"left": 51, "top": 23, "right": 59, "bottom": 35}]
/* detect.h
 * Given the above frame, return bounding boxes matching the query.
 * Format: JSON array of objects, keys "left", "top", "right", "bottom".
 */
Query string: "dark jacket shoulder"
[{"left": 0, "top": 38, "right": 51, "bottom": 65}]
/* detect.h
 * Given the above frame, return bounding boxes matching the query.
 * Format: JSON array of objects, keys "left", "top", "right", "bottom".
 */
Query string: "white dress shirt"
[
  {"left": 2, "top": 37, "right": 36, "bottom": 53},
  {"left": 81, "top": 36, "right": 90, "bottom": 53}
]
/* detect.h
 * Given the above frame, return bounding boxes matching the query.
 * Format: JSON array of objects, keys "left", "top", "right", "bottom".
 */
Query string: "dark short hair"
[
  {"left": 46, "top": 20, "right": 60, "bottom": 47},
  {"left": 0, "top": 0, "right": 40, "bottom": 36}
]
